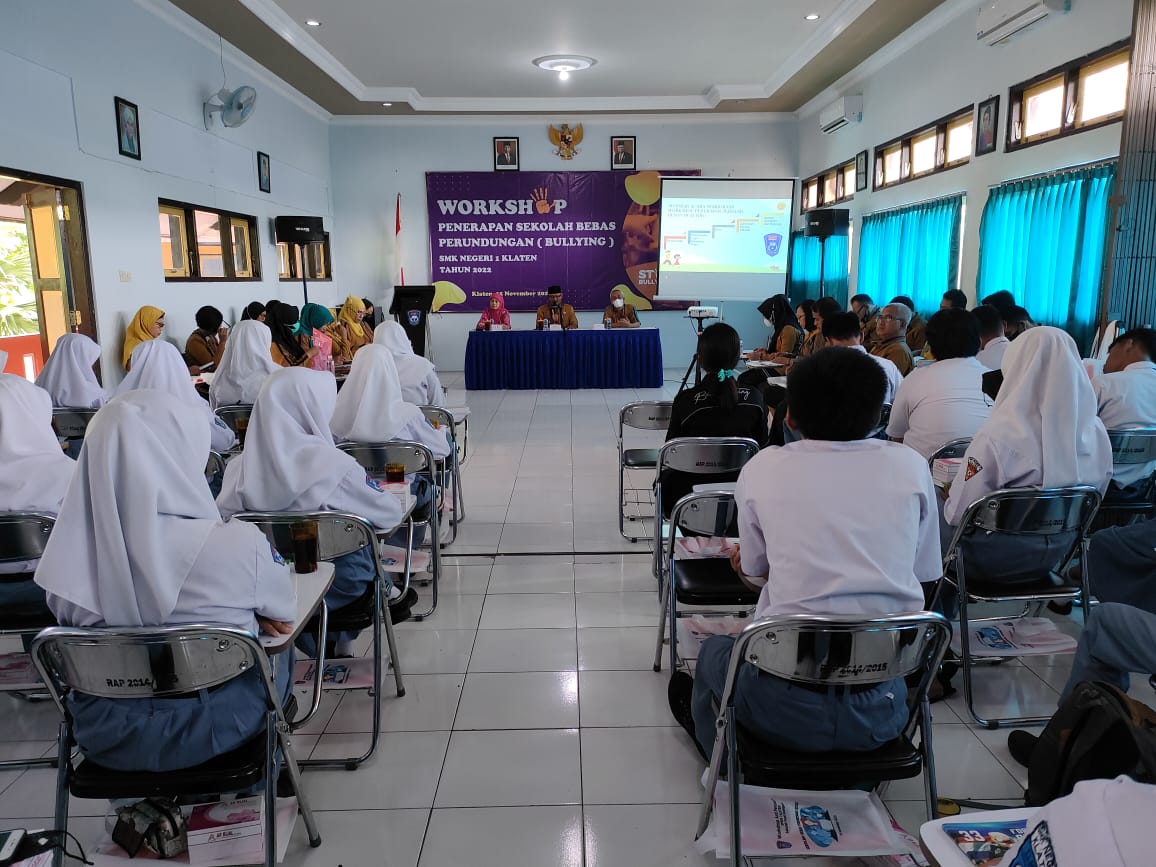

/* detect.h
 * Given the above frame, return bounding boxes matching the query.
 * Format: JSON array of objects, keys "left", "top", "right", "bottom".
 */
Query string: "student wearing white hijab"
[
  {"left": 34, "top": 333, "right": 106, "bottom": 409},
  {"left": 34, "top": 389, "right": 295, "bottom": 772},
  {"left": 374, "top": 321, "right": 446, "bottom": 407},
  {"left": 0, "top": 374, "right": 76, "bottom": 625},
  {"left": 208, "top": 319, "right": 279, "bottom": 409},
  {"left": 117, "top": 339, "right": 236, "bottom": 453},
  {"left": 217, "top": 368, "right": 415, "bottom": 648}
]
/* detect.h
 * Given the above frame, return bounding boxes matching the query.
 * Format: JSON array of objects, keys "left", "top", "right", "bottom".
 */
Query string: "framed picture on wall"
[
  {"left": 610, "top": 136, "right": 636, "bottom": 170},
  {"left": 114, "top": 97, "right": 141, "bottom": 160},
  {"left": 855, "top": 150, "right": 868, "bottom": 191},
  {"left": 257, "top": 151, "right": 271, "bottom": 193},
  {"left": 975, "top": 96, "right": 1000, "bottom": 156},
  {"left": 494, "top": 137, "right": 519, "bottom": 171}
]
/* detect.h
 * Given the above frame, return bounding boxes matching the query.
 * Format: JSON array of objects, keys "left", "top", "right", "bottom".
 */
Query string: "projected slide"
[{"left": 660, "top": 198, "right": 792, "bottom": 274}]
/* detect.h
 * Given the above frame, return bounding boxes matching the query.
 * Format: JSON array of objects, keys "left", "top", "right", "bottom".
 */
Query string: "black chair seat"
[
  {"left": 673, "top": 558, "right": 758, "bottom": 606},
  {"left": 307, "top": 583, "right": 376, "bottom": 633},
  {"left": 736, "top": 726, "right": 922, "bottom": 788},
  {"left": 70, "top": 732, "right": 266, "bottom": 799},
  {"left": 946, "top": 569, "right": 1080, "bottom": 600},
  {"left": 623, "top": 447, "right": 659, "bottom": 469},
  {"left": 0, "top": 604, "right": 56, "bottom": 631}
]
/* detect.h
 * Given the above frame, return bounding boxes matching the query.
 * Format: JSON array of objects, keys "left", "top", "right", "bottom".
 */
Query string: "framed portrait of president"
[
  {"left": 494, "top": 137, "right": 520, "bottom": 171},
  {"left": 610, "top": 136, "right": 636, "bottom": 171}
]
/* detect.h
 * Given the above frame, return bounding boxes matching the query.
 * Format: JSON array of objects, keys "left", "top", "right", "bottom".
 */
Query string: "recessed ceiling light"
[
  {"left": 305, "top": 19, "right": 321, "bottom": 26},
  {"left": 805, "top": 13, "right": 821, "bottom": 21},
  {"left": 382, "top": 102, "right": 393, "bottom": 107},
  {"left": 533, "top": 55, "right": 596, "bottom": 81}
]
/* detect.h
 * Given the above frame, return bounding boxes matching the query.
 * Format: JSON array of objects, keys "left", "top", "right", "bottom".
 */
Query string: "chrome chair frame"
[
  {"left": 420, "top": 406, "right": 465, "bottom": 545},
  {"left": 927, "top": 437, "right": 973, "bottom": 467},
  {"left": 694, "top": 612, "right": 951, "bottom": 867},
  {"left": 617, "top": 401, "right": 673, "bottom": 542},
  {"left": 1101, "top": 428, "right": 1156, "bottom": 522},
  {"left": 235, "top": 510, "right": 405, "bottom": 769},
  {"left": 31, "top": 625, "right": 321, "bottom": 867},
  {"left": 653, "top": 491, "right": 755, "bottom": 673},
  {"left": 0, "top": 511, "right": 59, "bottom": 769},
  {"left": 214, "top": 403, "right": 254, "bottom": 435},
  {"left": 938, "top": 485, "right": 1101, "bottom": 728},
  {"left": 50, "top": 407, "right": 97, "bottom": 442},
  {"left": 652, "top": 437, "right": 760, "bottom": 579},
  {"left": 204, "top": 451, "right": 226, "bottom": 489},
  {"left": 338, "top": 441, "right": 441, "bottom": 621}
]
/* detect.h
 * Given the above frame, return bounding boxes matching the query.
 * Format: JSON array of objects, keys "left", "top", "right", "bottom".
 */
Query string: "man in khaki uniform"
[
  {"left": 851, "top": 294, "right": 881, "bottom": 351},
  {"left": 871, "top": 303, "right": 915, "bottom": 376}
]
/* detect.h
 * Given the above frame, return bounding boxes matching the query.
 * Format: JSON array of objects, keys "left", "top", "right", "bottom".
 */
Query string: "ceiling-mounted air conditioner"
[
  {"left": 978, "top": 0, "right": 1069, "bottom": 46},
  {"left": 819, "top": 95, "right": 863, "bottom": 135}
]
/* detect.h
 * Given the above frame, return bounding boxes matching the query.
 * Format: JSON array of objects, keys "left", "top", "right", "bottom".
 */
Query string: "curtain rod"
[
  {"left": 863, "top": 190, "right": 966, "bottom": 219},
  {"left": 988, "top": 157, "right": 1117, "bottom": 188}
]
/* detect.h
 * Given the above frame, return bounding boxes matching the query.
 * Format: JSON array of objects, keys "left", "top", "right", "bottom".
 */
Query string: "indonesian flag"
[{"left": 394, "top": 193, "right": 405, "bottom": 286}]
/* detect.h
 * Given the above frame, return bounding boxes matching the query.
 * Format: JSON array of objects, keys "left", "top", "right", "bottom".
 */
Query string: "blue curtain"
[
  {"left": 787, "top": 231, "right": 849, "bottom": 302},
  {"left": 977, "top": 163, "right": 1116, "bottom": 352},
  {"left": 857, "top": 195, "right": 963, "bottom": 314}
]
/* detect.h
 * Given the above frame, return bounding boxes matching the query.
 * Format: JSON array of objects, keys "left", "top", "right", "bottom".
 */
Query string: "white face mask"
[
  {"left": 763, "top": 317, "right": 772, "bottom": 328},
  {"left": 613, "top": 298, "right": 624, "bottom": 309}
]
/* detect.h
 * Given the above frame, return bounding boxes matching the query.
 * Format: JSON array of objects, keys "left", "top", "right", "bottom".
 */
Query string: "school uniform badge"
[{"left": 964, "top": 457, "right": 983, "bottom": 481}]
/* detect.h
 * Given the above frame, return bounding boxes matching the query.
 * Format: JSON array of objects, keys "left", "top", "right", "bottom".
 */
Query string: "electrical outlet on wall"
[{"left": 118, "top": 271, "right": 131, "bottom": 282}]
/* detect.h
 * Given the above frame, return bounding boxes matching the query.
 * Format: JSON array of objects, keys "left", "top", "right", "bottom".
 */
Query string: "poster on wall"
[{"left": 426, "top": 169, "right": 699, "bottom": 312}]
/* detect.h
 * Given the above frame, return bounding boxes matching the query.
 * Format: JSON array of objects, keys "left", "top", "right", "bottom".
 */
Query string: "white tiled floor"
[{"left": 0, "top": 371, "right": 1110, "bottom": 866}]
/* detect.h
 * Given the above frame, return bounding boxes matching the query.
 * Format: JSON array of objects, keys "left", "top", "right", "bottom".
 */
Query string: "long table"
[{"left": 464, "top": 328, "right": 664, "bottom": 390}]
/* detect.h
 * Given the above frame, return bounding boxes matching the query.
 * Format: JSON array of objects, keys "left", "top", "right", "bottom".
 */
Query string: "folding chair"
[
  {"left": 235, "top": 511, "right": 406, "bottom": 769},
  {"left": 695, "top": 613, "right": 952, "bottom": 867},
  {"left": 214, "top": 404, "right": 254, "bottom": 436},
  {"left": 652, "top": 437, "right": 760, "bottom": 579},
  {"left": 927, "top": 438, "right": 972, "bottom": 467},
  {"left": 31, "top": 625, "right": 321, "bottom": 867},
  {"left": 51, "top": 407, "right": 97, "bottom": 458},
  {"left": 338, "top": 441, "right": 442, "bottom": 621},
  {"left": 871, "top": 403, "right": 892, "bottom": 440},
  {"left": 0, "top": 511, "right": 59, "bottom": 769},
  {"left": 617, "top": 401, "right": 673, "bottom": 542},
  {"left": 420, "top": 406, "right": 465, "bottom": 544},
  {"left": 938, "top": 485, "right": 1101, "bottom": 728},
  {"left": 204, "top": 451, "right": 226, "bottom": 489},
  {"left": 653, "top": 491, "right": 758, "bottom": 673},
  {"left": 1099, "top": 428, "right": 1156, "bottom": 523}
]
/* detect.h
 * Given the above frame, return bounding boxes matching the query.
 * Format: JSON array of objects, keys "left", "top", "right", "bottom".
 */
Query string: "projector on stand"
[{"left": 687, "top": 306, "right": 719, "bottom": 320}]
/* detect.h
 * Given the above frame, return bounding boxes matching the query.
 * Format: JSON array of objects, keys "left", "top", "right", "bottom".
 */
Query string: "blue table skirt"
[{"left": 465, "top": 328, "right": 664, "bottom": 390}]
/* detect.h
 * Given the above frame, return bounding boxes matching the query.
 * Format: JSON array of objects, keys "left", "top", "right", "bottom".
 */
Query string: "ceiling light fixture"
[
  {"left": 305, "top": 19, "right": 321, "bottom": 26},
  {"left": 805, "top": 13, "right": 821, "bottom": 21},
  {"left": 533, "top": 55, "right": 596, "bottom": 82},
  {"left": 382, "top": 102, "right": 393, "bottom": 107}
]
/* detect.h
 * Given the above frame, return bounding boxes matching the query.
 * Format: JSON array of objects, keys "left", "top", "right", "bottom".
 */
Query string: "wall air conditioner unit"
[
  {"left": 978, "top": 0, "right": 1069, "bottom": 46},
  {"left": 819, "top": 95, "right": 863, "bottom": 135}
]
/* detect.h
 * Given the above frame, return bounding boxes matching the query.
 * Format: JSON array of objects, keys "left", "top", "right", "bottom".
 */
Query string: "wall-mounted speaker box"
[
  {"left": 804, "top": 208, "right": 850, "bottom": 239},
  {"left": 274, "top": 215, "right": 326, "bottom": 244}
]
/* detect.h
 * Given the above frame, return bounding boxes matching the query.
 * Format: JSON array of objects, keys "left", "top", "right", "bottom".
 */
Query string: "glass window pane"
[
  {"left": 278, "top": 243, "right": 292, "bottom": 279},
  {"left": 823, "top": 173, "right": 837, "bottom": 204},
  {"left": 193, "top": 210, "right": 224, "bottom": 277},
  {"left": 1079, "top": 55, "right": 1129, "bottom": 125},
  {"left": 1024, "top": 78, "right": 1064, "bottom": 139},
  {"left": 230, "top": 219, "right": 251, "bottom": 278},
  {"left": 158, "top": 208, "right": 188, "bottom": 277},
  {"left": 844, "top": 165, "right": 856, "bottom": 197},
  {"left": 946, "top": 119, "right": 973, "bottom": 163},
  {"left": 911, "top": 131, "right": 937, "bottom": 175},
  {"left": 806, "top": 181, "right": 818, "bottom": 209},
  {"left": 306, "top": 242, "right": 329, "bottom": 279},
  {"left": 883, "top": 145, "right": 902, "bottom": 185}
]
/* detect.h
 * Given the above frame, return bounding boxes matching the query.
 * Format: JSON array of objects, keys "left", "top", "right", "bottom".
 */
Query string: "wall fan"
[{"left": 203, "top": 85, "right": 257, "bottom": 129}]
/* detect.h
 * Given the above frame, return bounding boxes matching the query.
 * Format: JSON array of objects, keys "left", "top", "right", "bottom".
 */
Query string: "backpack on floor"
[{"left": 1026, "top": 680, "right": 1156, "bottom": 806}]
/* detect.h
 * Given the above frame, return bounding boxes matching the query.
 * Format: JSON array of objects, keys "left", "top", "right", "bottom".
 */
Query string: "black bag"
[{"left": 1026, "top": 680, "right": 1156, "bottom": 806}]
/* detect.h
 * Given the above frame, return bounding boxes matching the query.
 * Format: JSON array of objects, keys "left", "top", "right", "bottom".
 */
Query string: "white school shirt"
[
  {"left": 976, "top": 335, "right": 1010, "bottom": 370},
  {"left": 886, "top": 357, "right": 993, "bottom": 460},
  {"left": 1094, "top": 360, "right": 1156, "bottom": 486},
  {"left": 851, "top": 344, "right": 903, "bottom": 405},
  {"left": 47, "top": 521, "right": 294, "bottom": 635},
  {"left": 404, "top": 369, "right": 445, "bottom": 408},
  {"left": 735, "top": 439, "right": 939, "bottom": 621}
]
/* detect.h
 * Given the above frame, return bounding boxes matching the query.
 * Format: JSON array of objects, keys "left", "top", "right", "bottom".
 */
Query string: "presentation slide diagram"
[{"left": 660, "top": 198, "right": 792, "bottom": 274}]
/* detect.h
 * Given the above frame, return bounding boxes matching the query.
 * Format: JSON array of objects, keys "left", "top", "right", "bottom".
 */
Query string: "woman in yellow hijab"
[
  {"left": 337, "top": 296, "right": 373, "bottom": 355},
  {"left": 122, "top": 306, "right": 165, "bottom": 370}
]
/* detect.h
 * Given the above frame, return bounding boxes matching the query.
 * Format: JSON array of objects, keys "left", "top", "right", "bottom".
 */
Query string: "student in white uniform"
[
  {"left": 117, "top": 339, "right": 236, "bottom": 453},
  {"left": 820, "top": 312, "right": 903, "bottom": 403},
  {"left": 34, "top": 389, "right": 296, "bottom": 772},
  {"left": 34, "top": 333, "right": 106, "bottom": 409},
  {"left": 374, "top": 321, "right": 446, "bottom": 407},
  {"left": 669, "top": 348, "right": 940, "bottom": 760},
  {"left": 208, "top": 319, "right": 279, "bottom": 409},
  {"left": 0, "top": 374, "right": 76, "bottom": 627},
  {"left": 972, "top": 305, "right": 1009, "bottom": 370},
  {"left": 887, "top": 308, "right": 993, "bottom": 460},
  {"left": 217, "top": 367, "right": 414, "bottom": 652},
  {"left": 1092, "top": 327, "right": 1156, "bottom": 492}
]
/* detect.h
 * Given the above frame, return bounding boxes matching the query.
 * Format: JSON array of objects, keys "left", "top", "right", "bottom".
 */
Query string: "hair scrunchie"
[{"left": 717, "top": 369, "right": 733, "bottom": 382}]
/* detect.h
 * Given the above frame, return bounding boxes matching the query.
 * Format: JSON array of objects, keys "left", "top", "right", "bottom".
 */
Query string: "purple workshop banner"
[{"left": 426, "top": 170, "right": 698, "bottom": 312}]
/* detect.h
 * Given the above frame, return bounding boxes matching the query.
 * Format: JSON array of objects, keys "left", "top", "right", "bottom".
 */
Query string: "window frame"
[
  {"left": 157, "top": 199, "right": 261, "bottom": 282},
  {"left": 158, "top": 204, "right": 190, "bottom": 278},
  {"left": 277, "top": 233, "right": 333, "bottom": 282},
  {"left": 800, "top": 158, "right": 857, "bottom": 213},
  {"left": 872, "top": 105, "right": 974, "bottom": 192},
  {"left": 1006, "top": 40, "right": 1130, "bottom": 153}
]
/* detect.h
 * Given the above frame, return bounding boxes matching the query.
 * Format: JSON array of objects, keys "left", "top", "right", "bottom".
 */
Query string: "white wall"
[
  {"left": 796, "top": 0, "right": 1132, "bottom": 304},
  {"left": 2, "top": 0, "right": 333, "bottom": 383},
  {"left": 329, "top": 115, "right": 799, "bottom": 371}
]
